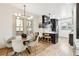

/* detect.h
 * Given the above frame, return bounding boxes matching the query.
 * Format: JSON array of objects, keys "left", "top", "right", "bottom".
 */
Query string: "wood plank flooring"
[
  {"left": 0, "top": 37, "right": 73, "bottom": 56},
  {"left": 37, "top": 37, "right": 73, "bottom": 56}
]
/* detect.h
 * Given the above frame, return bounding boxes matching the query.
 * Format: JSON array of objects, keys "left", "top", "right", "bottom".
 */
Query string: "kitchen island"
[{"left": 43, "top": 31, "right": 58, "bottom": 44}]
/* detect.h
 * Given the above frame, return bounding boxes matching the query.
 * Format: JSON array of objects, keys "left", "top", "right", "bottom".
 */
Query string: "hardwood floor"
[
  {"left": 0, "top": 37, "right": 73, "bottom": 56},
  {"left": 0, "top": 41, "right": 51, "bottom": 56},
  {"left": 37, "top": 37, "right": 73, "bottom": 56}
]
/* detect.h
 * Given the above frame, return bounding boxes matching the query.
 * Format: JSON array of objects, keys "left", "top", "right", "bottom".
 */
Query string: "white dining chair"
[
  {"left": 38, "top": 28, "right": 43, "bottom": 41},
  {"left": 29, "top": 35, "right": 39, "bottom": 47},
  {"left": 12, "top": 39, "right": 28, "bottom": 56},
  {"left": 16, "top": 35, "right": 22, "bottom": 40},
  {"left": 4, "top": 37, "right": 15, "bottom": 48},
  {"left": 28, "top": 35, "right": 39, "bottom": 55}
]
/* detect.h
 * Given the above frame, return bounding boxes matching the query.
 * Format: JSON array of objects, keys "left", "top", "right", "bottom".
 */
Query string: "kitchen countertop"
[{"left": 43, "top": 31, "right": 58, "bottom": 34}]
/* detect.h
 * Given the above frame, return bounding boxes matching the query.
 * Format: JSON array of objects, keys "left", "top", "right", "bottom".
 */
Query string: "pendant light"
[{"left": 21, "top": 5, "right": 26, "bottom": 19}]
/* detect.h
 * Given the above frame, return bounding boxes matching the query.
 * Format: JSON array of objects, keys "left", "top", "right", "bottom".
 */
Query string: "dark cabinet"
[
  {"left": 42, "top": 15, "right": 58, "bottom": 32},
  {"left": 42, "top": 15, "right": 50, "bottom": 24},
  {"left": 42, "top": 15, "right": 50, "bottom": 28},
  {"left": 69, "top": 34, "right": 73, "bottom": 46},
  {"left": 50, "top": 19, "right": 58, "bottom": 31},
  {"left": 50, "top": 34, "right": 58, "bottom": 44},
  {"left": 76, "top": 3, "right": 79, "bottom": 39}
]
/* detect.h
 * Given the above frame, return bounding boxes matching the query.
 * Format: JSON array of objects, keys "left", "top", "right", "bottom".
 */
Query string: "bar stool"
[{"left": 44, "top": 36, "right": 51, "bottom": 43}]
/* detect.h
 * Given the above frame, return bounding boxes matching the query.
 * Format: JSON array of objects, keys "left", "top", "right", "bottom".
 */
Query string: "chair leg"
[
  {"left": 26, "top": 48, "right": 31, "bottom": 54},
  {"left": 12, "top": 52, "right": 18, "bottom": 56}
]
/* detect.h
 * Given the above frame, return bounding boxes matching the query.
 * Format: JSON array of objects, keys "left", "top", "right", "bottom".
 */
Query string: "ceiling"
[{"left": 10, "top": 3, "right": 73, "bottom": 18}]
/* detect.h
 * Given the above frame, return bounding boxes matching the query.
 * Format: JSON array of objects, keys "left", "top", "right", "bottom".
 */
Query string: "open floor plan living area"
[{"left": 0, "top": 3, "right": 79, "bottom": 56}]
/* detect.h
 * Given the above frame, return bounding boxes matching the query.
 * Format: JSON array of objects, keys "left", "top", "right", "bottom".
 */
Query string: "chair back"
[
  {"left": 29, "top": 34, "right": 39, "bottom": 47},
  {"left": 12, "top": 40, "right": 26, "bottom": 52},
  {"left": 36, "top": 34, "right": 39, "bottom": 43},
  {"left": 16, "top": 35, "right": 21, "bottom": 40}
]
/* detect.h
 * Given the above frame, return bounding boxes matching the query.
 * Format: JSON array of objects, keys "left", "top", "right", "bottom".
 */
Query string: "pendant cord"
[{"left": 24, "top": 5, "right": 26, "bottom": 16}]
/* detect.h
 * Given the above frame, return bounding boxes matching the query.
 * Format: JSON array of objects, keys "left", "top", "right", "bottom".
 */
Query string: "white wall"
[
  {"left": 58, "top": 19, "right": 72, "bottom": 38},
  {"left": 0, "top": 4, "right": 24, "bottom": 48},
  {"left": 33, "top": 16, "right": 42, "bottom": 32},
  {"left": 58, "top": 4, "right": 73, "bottom": 19},
  {"left": 58, "top": 4, "right": 73, "bottom": 38},
  {"left": 73, "top": 4, "right": 76, "bottom": 42}
]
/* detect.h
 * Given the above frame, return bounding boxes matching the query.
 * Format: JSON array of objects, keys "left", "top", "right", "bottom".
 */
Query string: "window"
[
  {"left": 27, "top": 20, "right": 32, "bottom": 27},
  {"left": 26, "top": 20, "right": 33, "bottom": 35},
  {"left": 16, "top": 16, "right": 23, "bottom": 35}
]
